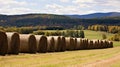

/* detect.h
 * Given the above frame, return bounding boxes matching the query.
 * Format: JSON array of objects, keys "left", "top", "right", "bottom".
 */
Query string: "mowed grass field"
[{"left": 0, "top": 30, "right": 120, "bottom": 67}]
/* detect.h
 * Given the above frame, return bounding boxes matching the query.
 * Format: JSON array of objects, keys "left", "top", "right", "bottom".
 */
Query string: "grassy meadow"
[{"left": 0, "top": 30, "right": 120, "bottom": 67}]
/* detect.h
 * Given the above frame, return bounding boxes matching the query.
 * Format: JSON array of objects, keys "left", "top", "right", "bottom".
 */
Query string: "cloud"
[
  {"left": 0, "top": 0, "right": 119, "bottom": 15},
  {"left": 0, "top": 0, "right": 35, "bottom": 15},
  {"left": 60, "top": 0, "right": 69, "bottom": 3}
]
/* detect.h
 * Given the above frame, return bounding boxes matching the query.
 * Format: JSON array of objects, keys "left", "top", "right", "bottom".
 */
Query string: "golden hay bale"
[
  {"left": 0, "top": 31, "right": 8, "bottom": 56},
  {"left": 19, "top": 34, "right": 37, "bottom": 53},
  {"left": 88, "top": 40, "right": 93, "bottom": 49},
  {"left": 76, "top": 38, "right": 81, "bottom": 50},
  {"left": 60, "top": 36, "right": 66, "bottom": 51},
  {"left": 102, "top": 40, "right": 108, "bottom": 48},
  {"left": 108, "top": 41, "right": 113, "bottom": 48},
  {"left": 97, "top": 40, "right": 102, "bottom": 49},
  {"left": 84, "top": 38, "right": 88, "bottom": 49},
  {"left": 6, "top": 32, "right": 20, "bottom": 54},
  {"left": 47, "top": 36, "right": 55, "bottom": 52},
  {"left": 79, "top": 38, "right": 83, "bottom": 49},
  {"left": 35, "top": 35, "right": 47, "bottom": 53},
  {"left": 65, "top": 37, "right": 74, "bottom": 50},
  {"left": 81, "top": 39, "right": 86, "bottom": 49},
  {"left": 92, "top": 39, "right": 100, "bottom": 49},
  {"left": 100, "top": 40, "right": 104, "bottom": 48},
  {"left": 73, "top": 38, "right": 77, "bottom": 50},
  {"left": 53, "top": 36, "right": 61, "bottom": 52}
]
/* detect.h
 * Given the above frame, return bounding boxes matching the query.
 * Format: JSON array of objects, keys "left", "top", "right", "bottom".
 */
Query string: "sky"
[{"left": 0, "top": 0, "right": 120, "bottom": 15}]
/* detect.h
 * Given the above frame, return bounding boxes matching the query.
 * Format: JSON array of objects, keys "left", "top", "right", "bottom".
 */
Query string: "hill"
[
  {"left": 66, "top": 12, "right": 120, "bottom": 19},
  {"left": 0, "top": 13, "right": 120, "bottom": 28}
]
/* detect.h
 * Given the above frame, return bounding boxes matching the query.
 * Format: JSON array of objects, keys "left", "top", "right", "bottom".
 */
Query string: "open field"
[{"left": 0, "top": 30, "right": 119, "bottom": 67}]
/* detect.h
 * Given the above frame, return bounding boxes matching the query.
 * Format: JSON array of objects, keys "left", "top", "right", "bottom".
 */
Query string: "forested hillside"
[{"left": 0, "top": 14, "right": 120, "bottom": 28}]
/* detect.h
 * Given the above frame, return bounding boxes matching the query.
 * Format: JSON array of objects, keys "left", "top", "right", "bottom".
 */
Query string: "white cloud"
[{"left": 60, "top": 0, "right": 69, "bottom": 3}]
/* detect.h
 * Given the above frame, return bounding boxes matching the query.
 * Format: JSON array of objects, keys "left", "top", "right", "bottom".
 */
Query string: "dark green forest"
[{"left": 0, "top": 14, "right": 120, "bottom": 28}]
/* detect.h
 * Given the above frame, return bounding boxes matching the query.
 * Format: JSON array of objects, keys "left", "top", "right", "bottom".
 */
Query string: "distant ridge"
[{"left": 66, "top": 12, "right": 120, "bottom": 19}]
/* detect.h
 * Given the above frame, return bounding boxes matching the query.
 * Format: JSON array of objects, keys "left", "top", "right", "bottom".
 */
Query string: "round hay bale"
[
  {"left": 60, "top": 36, "right": 66, "bottom": 52},
  {"left": 84, "top": 38, "right": 88, "bottom": 49},
  {"left": 79, "top": 38, "right": 83, "bottom": 49},
  {"left": 81, "top": 39, "right": 86, "bottom": 49},
  {"left": 47, "top": 36, "right": 55, "bottom": 52},
  {"left": 108, "top": 41, "right": 113, "bottom": 48},
  {"left": 19, "top": 34, "right": 37, "bottom": 53},
  {"left": 6, "top": 32, "right": 20, "bottom": 55},
  {"left": 65, "top": 37, "right": 74, "bottom": 51},
  {"left": 76, "top": 38, "right": 81, "bottom": 50},
  {"left": 97, "top": 40, "right": 101, "bottom": 49},
  {"left": 100, "top": 40, "right": 104, "bottom": 48},
  {"left": 35, "top": 35, "right": 47, "bottom": 53},
  {"left": 0, "top": 31, "right": 8, "bottom": 56},
  {"left": 53, "top": 36, "right": 61, "bottom": 52},
  {"left": 102, "top": 40, "right": 107, "bottom": 48},
  {"left": 88, "top": 40, "right": 91, "bottom": 49},
  {"left": 73, "top": 38, "right": 77, "bottom": 50}
]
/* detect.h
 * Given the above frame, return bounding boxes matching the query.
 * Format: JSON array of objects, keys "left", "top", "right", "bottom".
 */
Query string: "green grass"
[{"left": 0, "top": 30, "right": 119, "bottom": 67}]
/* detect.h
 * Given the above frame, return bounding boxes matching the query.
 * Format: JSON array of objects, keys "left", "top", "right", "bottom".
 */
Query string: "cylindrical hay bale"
[
  {"left": 47, "top": 36, "right": 55, "bottom": 52},
  {"left": 76, "top": 38, "right": 81, "bottom": 50},
  {"left": 0, "top": 31, "right": 8, "bottom": 56},
  {"left": 35, "top": 35, "right": 47, "bottom": 53},
  {"left": 93, "top": 40, "right": 97, "bottom": 49},
  {"left": 81, "top": 39, "right": 86, "bottom": 49},
  {"left": 6, "top": 32, "right": 20, "bottom": 54},
  {"left": 103, "top": 40, "right": 107, "bottom": 48},
  {"left": 60, "top": 36, "right": 66, "bottom": 51},
  {"left": 108, "top": 41, "right": 113, "bottom": 48},
  {"left": 73, "top": 38, "right": 77, "bottom": 50},
  {"left": 84, "top": 38, "right": 88, "bottom": 49},
  {"left": 89, "top": 40, "right": 94, "bottom": 49},
  {"left": 79, "top": 38, "right": 83, "bottom": 49},
  {"left": 53, "top": 36, "right": 61, "bottom": 52},
  {"left": 97, "top": 40, "right": 101, "bottom": 49},
  {"left": 65, "top": 37, "right": 74, "bottom": 51},
  {"left": 100, "top": 40, "right": 104, "bottom": 48},
  {"left": 19, "top": 34, "right": 37, "bottom": 53}
]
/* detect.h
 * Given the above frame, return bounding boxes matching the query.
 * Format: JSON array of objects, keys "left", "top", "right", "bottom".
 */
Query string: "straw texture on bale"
[
  {"left": 19, "top": 34, "right": 37, "bottom": 53},
  {"left": 76, "top": 38, "right": 80, "bottom": 50},
  {"left": 84, "top": 38, "right": 88, "bottom": 49},
  {"left": 53, "top": 36, "right": 61, "bottom": 52},
  {"left": 6, "top": 32, "right": 20, "bottom": 54},
  {"left": 35, "top": 35, "right": 47, "bottom": 53},
  {"left": 108, "top": 41, "right": 113, "bottom": 48},
  {"left": 65, "top": 37, "right": 74, "bottom": 50},
  {"left": 0, "top": 31, "right": 8, "bottom": 56},
  {"left": 73, "top": 38, "right": 77, "bottom": 50},
  {"left": 47, "top": 36, "right": 55, "bottom": 52},
  {"left": 88, "top": 40, "right": 93, "bottom": 49},
  {"left": 60, "top": 36, "right": 66, "bottom": 51}
]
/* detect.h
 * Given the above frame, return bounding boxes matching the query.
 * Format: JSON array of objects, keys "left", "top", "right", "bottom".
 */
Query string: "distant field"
[{"left": 0, "top": 30, "right": 119, "bottom": 67}]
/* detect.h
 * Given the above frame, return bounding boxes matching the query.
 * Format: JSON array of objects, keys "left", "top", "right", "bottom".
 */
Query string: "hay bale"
[
  {"left": 47, "top": 36, "right": 55, "bottom": 52},
  {"left": 65, "top": 37, "right": 74, "bottom": 50},
  {"left": 108, "top": 41, "right": 113, "bottom": 48},
  {"left": 0, "top": 31, "right": 8, "bottom": 56},
  {"left": 60, "top": 36, "right": 66, "bottom": 51},
  {"left": 76, "top": 38, "right": 81, "bottom": 50},
  {"left": 35, "top": 35, "right": 47, "bottom": 53},
  {"left": 81, "top": 39, "right": 86, "bottom": 49},
  {"left": 73, "top": 38, "right": 77, "bottom": 50},
  {"left": 19, "top": 34, "right": 37, "bottom": 53},
  {"left": 84, "top": 38, "right": 88, "bottom": 49},
  {"left": 79, "top": 38, "right": 83, "bottom": 49},
  {"left": 53, "top": 36, "right": 61, "bottom": 52},
  {"left": 6, "top": 32, "right": 20, "bottom": 54},
  {"left": 88, "top": 40, "right": 93, "bottom": 49},
  {"left": 92, "top": 39, "right": 100, "bottom": 49}
]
